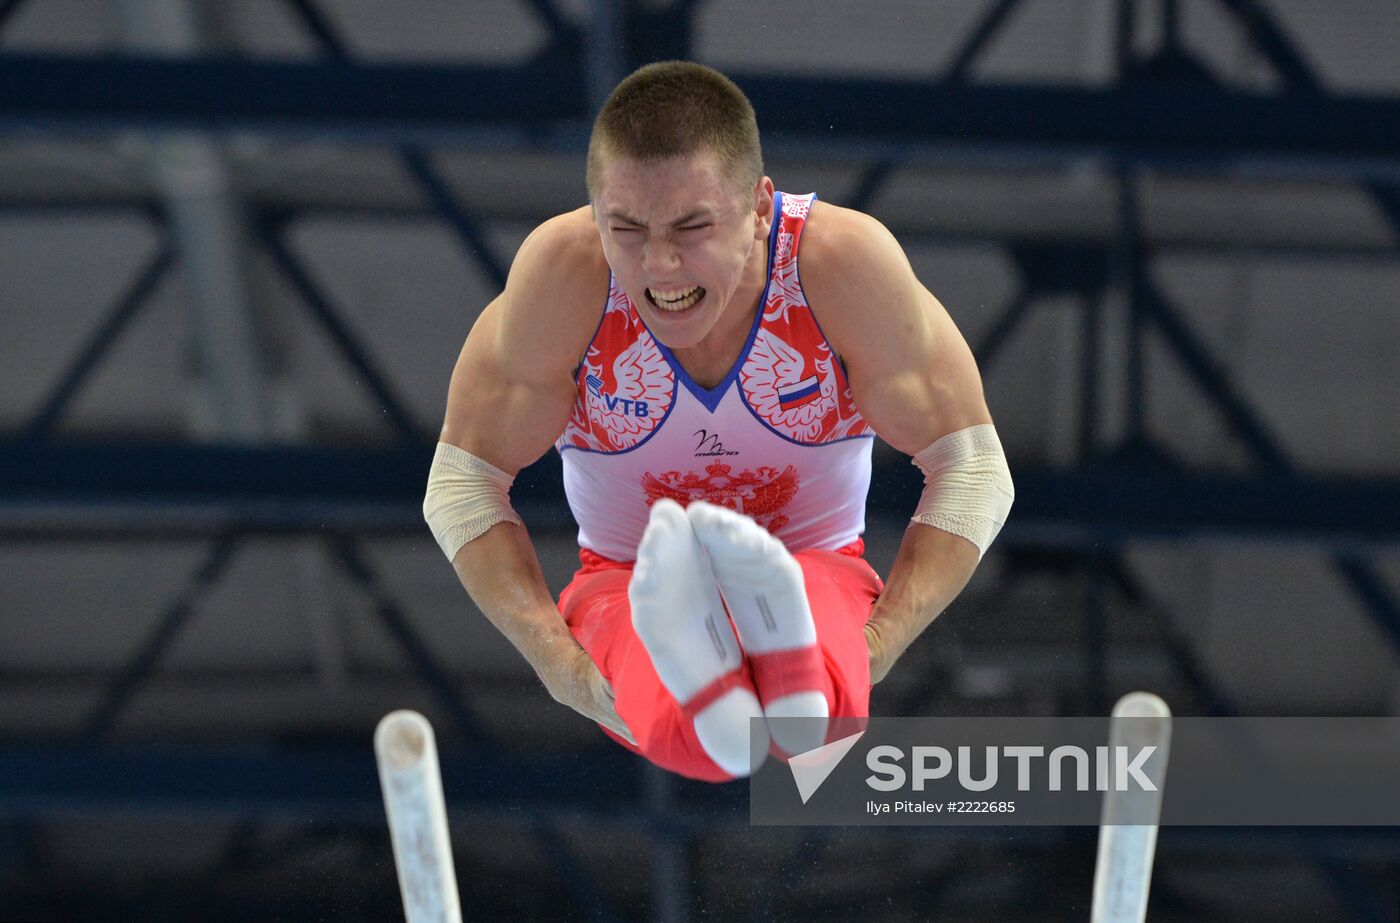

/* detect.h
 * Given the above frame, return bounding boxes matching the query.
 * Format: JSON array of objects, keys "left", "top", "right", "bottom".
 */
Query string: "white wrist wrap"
[
  {"left": 422, "top": 442, "right": 523, "bottom": 562},
  {"left": 910, "top": 424, "right": 1014, "bottom": 559}
]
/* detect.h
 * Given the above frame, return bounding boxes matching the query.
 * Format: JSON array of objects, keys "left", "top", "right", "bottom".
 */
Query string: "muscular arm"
[
  {"left": 802, "top": 203, "right": 1000, "bottom": 684},
  {"left": 435, "top": 210, "right": 633, "bottom": 738}
]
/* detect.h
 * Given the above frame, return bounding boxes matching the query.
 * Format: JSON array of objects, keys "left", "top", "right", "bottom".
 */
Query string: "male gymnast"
[{"left": 424, "top": 61, "right": 1013, "bottom": 782}]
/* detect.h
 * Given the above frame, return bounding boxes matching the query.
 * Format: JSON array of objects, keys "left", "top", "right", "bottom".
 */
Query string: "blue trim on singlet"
[
  {"left": 568, "top": 278, "right": 615, "bottom": 382},
  {"left": 781, "top": 192, "right": 853, "bottom": 385},
  {"left": 557, "top": 267, "right": 684, "bottom": 457},
  {"left": 733, "top": 192, "right": 876, "bottom": 448},
  {"left": 555, "top": 365, "right": 680, "bottom": 456},
  {"left": 645, "top": 192, "right": 783, "bottom": 414},
  {"left": 560, "top": 383, "right": 686, "bottom": 456},
  {"left": 735, "top": 406, "right": 879, "bottom": 449}
]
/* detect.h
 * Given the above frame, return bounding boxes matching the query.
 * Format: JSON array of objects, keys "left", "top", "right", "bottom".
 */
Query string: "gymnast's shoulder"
[
  {"left": 797, "top": 200, "right": 934, "bottom": 352},
  {"left": 493, "top": 206, "right": 611, "bottom": 364}
]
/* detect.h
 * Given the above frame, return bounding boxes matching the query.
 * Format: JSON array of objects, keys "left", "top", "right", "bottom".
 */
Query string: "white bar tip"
[
  {"left": 1111, "top": 691, "right": 1171, "bottom": 720},
  {"left": 375, "top": 709, "right": 433, "bottom": 772}
]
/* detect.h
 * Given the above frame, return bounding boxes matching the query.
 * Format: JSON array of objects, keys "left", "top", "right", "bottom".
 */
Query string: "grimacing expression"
[{"left": 592, "top": 151, "right": 773, "bottom": 351}]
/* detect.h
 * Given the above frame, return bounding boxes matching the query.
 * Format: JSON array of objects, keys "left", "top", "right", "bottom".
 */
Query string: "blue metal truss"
[
  {"left": 280, "top": 0, "right": 512, "bottom": 289},
  {"left": 256, "top": 214, "right": 429, "bottom": 445},
  {"left": 1, "top": 54, "right": 1398, "bottom": 174},
  {"left": 22, "top": 238, "right": 175, "bottom": 440},
  {"left": 1, "top": 440, "right": 1398, "bottom": 548}
]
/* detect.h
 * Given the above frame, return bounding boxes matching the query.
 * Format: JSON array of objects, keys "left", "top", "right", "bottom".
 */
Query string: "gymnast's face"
[{"left": 592, "top": 149, "right": 774, "bottom": 352}]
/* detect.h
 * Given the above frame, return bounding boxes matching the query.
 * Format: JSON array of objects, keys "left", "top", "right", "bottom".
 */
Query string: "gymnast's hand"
[{"left": 545, "top": 647, "right": 636, "bottom": 746}]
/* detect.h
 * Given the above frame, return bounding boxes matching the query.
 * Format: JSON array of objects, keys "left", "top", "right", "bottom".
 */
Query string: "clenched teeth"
[{"left": 647, "top": 285, "right": 704, "bottom": 312}]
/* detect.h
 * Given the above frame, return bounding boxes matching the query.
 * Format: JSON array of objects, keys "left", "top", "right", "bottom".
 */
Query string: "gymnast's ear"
[{"left": 752, "top": 176, "right": 775, "bottom": 239}]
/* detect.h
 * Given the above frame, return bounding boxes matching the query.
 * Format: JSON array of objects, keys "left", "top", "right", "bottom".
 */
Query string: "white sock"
[
  {"left": 686, "top": 501, "right": 829, "bottom": 755},
  {"left": 629, "top": 499, "right": 768, "bottom": 777}
]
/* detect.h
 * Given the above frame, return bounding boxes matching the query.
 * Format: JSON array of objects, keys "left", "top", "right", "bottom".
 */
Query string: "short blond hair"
[{"left": 586, "top": 61, "right": 764, "bottom": 199}]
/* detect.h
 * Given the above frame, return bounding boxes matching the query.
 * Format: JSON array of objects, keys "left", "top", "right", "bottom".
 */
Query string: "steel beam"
[
  {"left": 258, "top": 223, "right": 427, "bottom": 444},
  {"left": 0, "top": 742, "right": 640, "bottom": 819},
  {"left": 0, "top": 54, "right": 586, "bottom": 138},
  {"left": 21, "top": 242, "right": 176, "bottom": 439},
  {"left": 1, "top": 442, "right": 1399, "bottom": 549},
  {"left": 281, "top": 0, "right": 511, "bottom": 288},
  {"left": 2, "top": 55, "right": 1400, "bottom": 172},
  {"left": 82, "top": 534, "right": 242, "bottom": 740},
  {"left": 943, "top": 0, "right": 1023, "bottom": 82},
  {"left": 327, "top": 535, "right": 492, "bottom": 746}
]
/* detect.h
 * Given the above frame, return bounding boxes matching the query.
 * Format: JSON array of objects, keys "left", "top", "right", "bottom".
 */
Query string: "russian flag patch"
[{"left": 777, "top": 375, "right": 821, "bottom": 409}]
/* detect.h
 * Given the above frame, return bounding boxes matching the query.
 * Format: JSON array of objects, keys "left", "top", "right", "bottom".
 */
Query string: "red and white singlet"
[{"left": 555, "top": 193, "right": 874, "bottom": 561}]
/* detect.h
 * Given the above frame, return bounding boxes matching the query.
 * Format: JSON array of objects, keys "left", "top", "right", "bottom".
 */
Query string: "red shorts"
[{"left": 557, "top": 540, "right": 884, "bottom": 782}]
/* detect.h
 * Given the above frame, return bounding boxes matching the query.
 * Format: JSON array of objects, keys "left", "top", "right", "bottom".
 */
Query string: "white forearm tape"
[
  {"left": 910, "top": 424, "right": 1014, "bottom": 559},
  {"left": 422, "top": 442, "right": 523, "bottom": 562}
]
